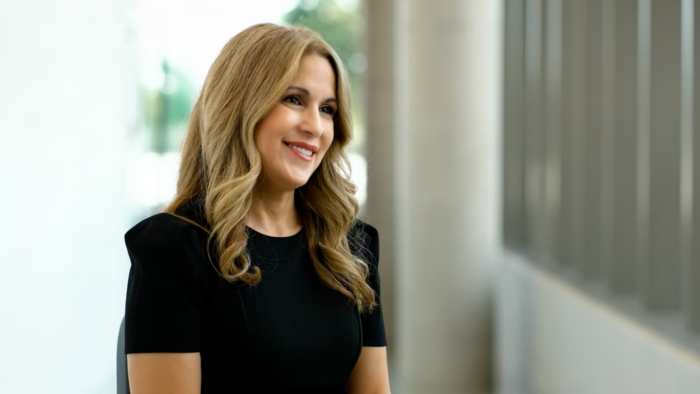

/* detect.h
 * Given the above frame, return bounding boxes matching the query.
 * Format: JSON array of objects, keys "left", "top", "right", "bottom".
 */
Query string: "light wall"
[
  {"left": 497, "top": 251, "right": 700, "bottom": 394},
  {"left": 0, "top": 0, "right": 137, "bottom": 392}
]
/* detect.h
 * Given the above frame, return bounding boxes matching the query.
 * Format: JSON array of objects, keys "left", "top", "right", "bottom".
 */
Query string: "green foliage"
[
  {"left": 284, "top": 0, "right": 366, "bottom": 150},
  {"left": 142, "top": 59, "right": 196, "bottom": 153},
  {"left": 142, "top": 2, "right": 366, "bottom": 154},
  {"left": 284, "top": 0, "right": 364, "bottom": 77}
]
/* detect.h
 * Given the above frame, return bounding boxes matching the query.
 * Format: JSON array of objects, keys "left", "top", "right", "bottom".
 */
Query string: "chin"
[
  {"left": 290, "top": 179, "right": 311, "bottom": 190},
  {"left": 279, "top": 174, "right": 309, "bottom": 190}
]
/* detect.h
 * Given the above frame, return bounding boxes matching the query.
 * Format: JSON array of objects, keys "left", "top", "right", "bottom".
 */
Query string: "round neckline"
[{"left": 245, "top": 225, "right": 304, "bottom": 239}]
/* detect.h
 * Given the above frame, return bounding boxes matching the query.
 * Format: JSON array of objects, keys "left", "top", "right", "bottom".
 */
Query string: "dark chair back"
[{"left": 117, "top": 317, "right": 130, "bottom": 394}]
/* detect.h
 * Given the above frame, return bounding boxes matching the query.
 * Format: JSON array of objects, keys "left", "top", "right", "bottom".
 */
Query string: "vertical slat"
[
  {"left": 558, "top": 0, "right": 576, "bottom": 267},
  {"left": 544, "top": 0, "right": 562, "bottom": 264},
  {"left": 637, "top": 0, "right": 652, "bottom": 303},
  {"left": 570, "top": 0, "right": 588, "bottom": 274},
  {"left": 680, "top": 0, "right": 694, "bottom": 328},
  {"left": 646, "top": 0, "right": 683, "bottom": 310},
  {"left": 525, "top": 0, "right": 546, "bottom": 256},
  {"left": 583, "top": 0, "right": 603, "bottom": 279},
  {"left": 600, "top": 0, "right": 615, "bottom": 286},
  {"left": 690, "top": 0, "right": 700, "bottom": 332},
  {"left": 540, "top": 0, "right": 548, "bottom": 256},
  {"left": 611, "top": 0, "right": 639, "bottom": 294},
  {"left": 504, "top": 0, "right": 527, "bottom": 247}
]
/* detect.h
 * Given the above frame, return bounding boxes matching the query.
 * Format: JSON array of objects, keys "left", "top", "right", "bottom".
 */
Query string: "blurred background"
[{"left": 2, "top": 0, "right": 700, "bottom": 393}]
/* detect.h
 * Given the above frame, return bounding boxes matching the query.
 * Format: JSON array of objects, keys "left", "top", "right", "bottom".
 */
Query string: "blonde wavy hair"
[{"left": 163, "top": 23, "right": 375, "bottom": 312}]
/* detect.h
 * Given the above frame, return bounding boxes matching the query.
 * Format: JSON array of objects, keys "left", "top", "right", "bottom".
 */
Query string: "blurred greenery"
[
  {"left": 284, "top": 0, "right": 363, "bottom": 71},
  {"left": 143, "top": 0, "right": 366, "bottom": 154},
  {"left": 142, "top": 59, "right": 196, "bottom": 154},
  {"left": 284, "top": 0, "right": 366, "bottom": 151}
]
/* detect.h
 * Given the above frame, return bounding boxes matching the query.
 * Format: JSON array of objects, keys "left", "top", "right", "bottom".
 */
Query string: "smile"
[{"left": 284, "top": 142, "right": 314, "bottom": 162}]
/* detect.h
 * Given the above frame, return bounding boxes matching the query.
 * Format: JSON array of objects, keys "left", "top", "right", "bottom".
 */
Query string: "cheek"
[
  {"left": 254, "top": 131, "right": 280, "bottom": 171},
  {"left": 256, "top": 106, "right": 295, "bottom": 140},
  {"left": 323, "top": 125, "right": 335, "bottom": 149},
  {"left": 254, "top": 109, "right": 290, "bottom": 160},
  {"left": 315, "top": 132, "right": 334, "bottom": 164}
]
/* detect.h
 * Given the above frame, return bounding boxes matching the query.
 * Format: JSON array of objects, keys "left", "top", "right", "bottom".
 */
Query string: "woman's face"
[{"left": 254, "top": 55, "right": 337, "bottom": 191}]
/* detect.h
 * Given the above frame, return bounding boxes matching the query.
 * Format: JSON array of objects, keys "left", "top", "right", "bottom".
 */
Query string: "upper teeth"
[{"left": 287, "top": 143, "right": 313, "bottom": 156}]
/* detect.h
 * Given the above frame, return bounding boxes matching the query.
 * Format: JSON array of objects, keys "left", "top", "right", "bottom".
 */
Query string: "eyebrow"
[{"left": 288, "top": 85, "right": 337, "bottom": 104}]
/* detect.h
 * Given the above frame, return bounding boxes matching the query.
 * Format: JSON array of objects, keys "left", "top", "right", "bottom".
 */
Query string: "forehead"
[{"left": 290, "top": 55, "right": 337, "bottom": 98}]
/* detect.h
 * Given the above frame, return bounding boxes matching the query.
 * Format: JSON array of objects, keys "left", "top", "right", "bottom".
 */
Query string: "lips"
[
  {"left": 284, "top": 142, "right": 314, "bottom": 162},
  {"left": 284, "top": 141, "right": 318, "bottom": 153}
]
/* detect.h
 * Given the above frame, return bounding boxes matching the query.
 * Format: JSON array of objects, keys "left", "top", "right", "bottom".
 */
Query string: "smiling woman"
[
  {"left": 254, "top": 57, "right": 337, "bottom": 190},
  {"left": 123, "top": 23, "right": 390, "bottom": 394}
]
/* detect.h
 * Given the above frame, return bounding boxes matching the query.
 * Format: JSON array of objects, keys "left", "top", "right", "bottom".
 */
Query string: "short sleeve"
[
  {"left": 355, "top": 221, "right": 387, "bottom": 347},
  {"left": 124, "top": 213, "right": 206, "bottom": 354}
]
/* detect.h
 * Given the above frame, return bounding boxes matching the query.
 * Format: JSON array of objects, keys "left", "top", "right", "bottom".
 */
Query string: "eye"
[
  {"left": 284, "top": 95, "right": 302, "bottom": 105},
  {"left": 321, "top": 106, "right": 336, "bottom": 115}
]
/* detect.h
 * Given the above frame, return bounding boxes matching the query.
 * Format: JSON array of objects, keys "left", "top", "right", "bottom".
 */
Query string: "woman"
[{"left": 123, "top": 23, "right": 390, "bottom": 394}]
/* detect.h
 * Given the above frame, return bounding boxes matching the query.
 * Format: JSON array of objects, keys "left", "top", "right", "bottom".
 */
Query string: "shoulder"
[
  {"left": 351, "top": 219, "right": 379, "bottom": 240},
  {"left": 125, "top": 213, "right": 206, "bottom": 248},
  {"left": 125, "top": 213, "right": 208, "bottom": 273},
  {"left": 349, "top": 219, "right": 380, "bottom": 265}
]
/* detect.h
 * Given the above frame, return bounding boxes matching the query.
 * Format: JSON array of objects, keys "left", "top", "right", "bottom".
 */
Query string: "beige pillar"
[
  {"left": 365, "top": 0, "right": 398, "bottom": 364},
  {"left": 365, "top": 0, "right": 502, "bottom": 393}
]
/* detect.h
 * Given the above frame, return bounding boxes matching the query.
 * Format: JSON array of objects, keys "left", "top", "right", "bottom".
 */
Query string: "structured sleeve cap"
[
  {"left": 124, "top": 213, "right": 207, "bottom": 354},
  {"left": 351, "top": 220, "right": 387, "bottom": 347}
]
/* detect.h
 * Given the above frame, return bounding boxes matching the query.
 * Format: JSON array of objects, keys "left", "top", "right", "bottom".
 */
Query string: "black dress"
[{"left": 123, "top": 200, "right": 386, "bottom": 393}]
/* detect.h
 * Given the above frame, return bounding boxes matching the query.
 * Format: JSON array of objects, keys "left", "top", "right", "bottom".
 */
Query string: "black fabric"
[{"left": 123, "top": 200, "right": 386, "bottom": 393}]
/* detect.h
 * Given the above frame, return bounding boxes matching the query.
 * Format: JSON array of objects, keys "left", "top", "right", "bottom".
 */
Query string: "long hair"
[{"left": 163, "top": 23, "right": 375, "bottom": 312}]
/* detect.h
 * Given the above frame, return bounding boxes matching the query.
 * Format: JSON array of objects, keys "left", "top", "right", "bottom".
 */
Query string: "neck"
[{"left": 246, "top": 182, "right": 301, "bottom": 237}]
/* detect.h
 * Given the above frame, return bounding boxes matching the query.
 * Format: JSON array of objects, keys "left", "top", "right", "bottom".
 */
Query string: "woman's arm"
[
  {"left": 127, "top": 353, "right": 201, "bottom": 394},
  {"left": 124, "top": 215, "right": 206, "bottom": 394},
  {"left": 346, "top": 346, "right": 391, "bottom": 394}
]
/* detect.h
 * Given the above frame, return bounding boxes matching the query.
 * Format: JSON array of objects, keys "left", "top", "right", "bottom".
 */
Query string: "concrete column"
[
  {"left": 365, "top": 0, "right": 502, "bottom": 393},
  {"left": 365, "top": 0, "right": 398, "bottom": 361}
]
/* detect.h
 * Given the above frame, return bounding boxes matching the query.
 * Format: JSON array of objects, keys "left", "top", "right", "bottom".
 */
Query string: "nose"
[{"left": 300, "top": 107, "right": 324, "bottom": 138}]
